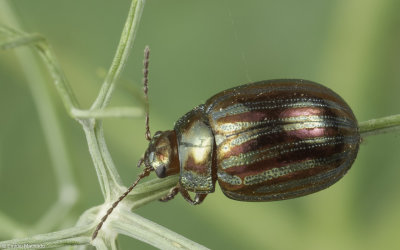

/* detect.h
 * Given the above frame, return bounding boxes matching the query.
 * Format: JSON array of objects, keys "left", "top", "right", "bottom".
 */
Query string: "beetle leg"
[
  {"left": 180, "top": 188, "right": 207, "bottom": 205},
  {"left": 193, "top": 193, "right": 207, "bottom": 205},
  {"left": 159, "top": 185, "right": 180, "bottom": 202}
]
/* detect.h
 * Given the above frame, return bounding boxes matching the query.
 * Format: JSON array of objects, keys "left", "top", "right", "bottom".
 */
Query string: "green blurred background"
[{"left": 1, "top": 0, "right": 400, "bottom": 249}]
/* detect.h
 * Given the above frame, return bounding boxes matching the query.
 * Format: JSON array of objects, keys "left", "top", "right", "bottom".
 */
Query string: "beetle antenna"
[
  {"left": 143, "top": 46, "right": 151, "bottom": 141},
  {"left": 92, "top": 166, "right": 153, "bottom": 240}
]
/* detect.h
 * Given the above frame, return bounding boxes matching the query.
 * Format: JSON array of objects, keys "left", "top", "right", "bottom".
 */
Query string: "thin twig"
[
  {"left": 359, "top": 114, "right": 400, "bottom": 138},
  {"left": 91, "top": 0, "right": 146, "bottom": 110}
]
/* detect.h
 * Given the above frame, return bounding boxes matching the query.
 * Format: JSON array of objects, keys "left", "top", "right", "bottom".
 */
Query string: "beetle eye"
[{"left": 154, "top": 165, "right": 167, "bottom": 178}]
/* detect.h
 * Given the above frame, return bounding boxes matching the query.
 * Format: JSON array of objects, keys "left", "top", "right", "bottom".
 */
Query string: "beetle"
[
  {"left": 92, "top": 47, "right": 360, "bottom": 239},
  {"left": 144, "top": 79, "right": 360, "bottom": 204}
]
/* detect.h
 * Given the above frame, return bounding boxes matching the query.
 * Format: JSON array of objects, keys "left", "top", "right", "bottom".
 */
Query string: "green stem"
[
  {"left": 91, "top": 0, "right": 145, "bottom": 110},
  {"left": 71, "top": 107, "right": 143, "bottom": 119},
  {"left": 0, "top": 27, "right": 144, "bottom": 121},
  {"left": 35, "top": 40, "right": 81, "bottom": 112},
  {"left": 359, "top": 114, "right": 400, "bottom": 137},
  {"left": 110, "top": 208, "right": 209, "bottom": 250},
  {"left": 0, "top": 25, "right": 80, "bottom": 114},
  {"left": 94, "top": 122, "right": 124, "bottom": 198},
  {"left": 0, "top": 226, "right": 91, "bottom": 249},
  {"left": 0, "top": 31, "right": 43, "bottom": 50},
  {"left": 82, "top": 123, "right": 122, "bottom": 201},
  {"left": 80, "top": 0, "right": 147, "bottom": 201}
]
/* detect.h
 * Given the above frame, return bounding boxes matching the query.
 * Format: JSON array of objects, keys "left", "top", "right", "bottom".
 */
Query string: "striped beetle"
[
  {"left": 92, "top": 48, "right": 360, "bottom": 239},
  {"left": 145, "top": 79, "right": 360, "bottom": 203}
]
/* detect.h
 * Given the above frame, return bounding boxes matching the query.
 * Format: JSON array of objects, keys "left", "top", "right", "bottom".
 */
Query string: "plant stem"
[
  {"left": 0, "top": 226, "right": 92, "bottom": 249},
  {"left": 359, "top": 114, "right": 400, "bottom": 137},
  {"left": 82, "top": 124, "right": 122, "bottom": 200},
  {"left": 91, "top": 0, "right": 145, "bottom": 110},
  {"left": 71, "top": 107, "right": 143, "bottom": 119},
  {"left": 94, "top": 123, "right": 125, "bottom": 198},
  {"left": 111, "top": 208, "right": 210, "bottom": 250}
]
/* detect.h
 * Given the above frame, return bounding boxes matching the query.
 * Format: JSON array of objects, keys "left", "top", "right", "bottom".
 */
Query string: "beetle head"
[{"left": 144, "top": 130, "right": 180, "bottom": 178}]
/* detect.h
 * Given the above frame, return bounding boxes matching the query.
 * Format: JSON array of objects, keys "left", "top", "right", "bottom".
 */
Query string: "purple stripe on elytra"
[{"left": 219, "top": 135, "right": 359, "bottom": 170}]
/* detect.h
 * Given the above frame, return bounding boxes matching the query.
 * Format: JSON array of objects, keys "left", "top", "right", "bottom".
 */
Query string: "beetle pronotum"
[{"left": 92, "top": 46, "right": 360, "bottom": 239}]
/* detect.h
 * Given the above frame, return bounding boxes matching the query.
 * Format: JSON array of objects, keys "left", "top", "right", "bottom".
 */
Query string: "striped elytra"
[{"left": 144, "top": 79, "right": 360, "bottom": 203}]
